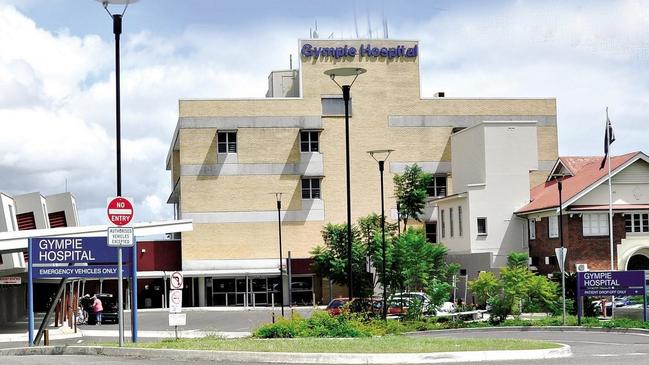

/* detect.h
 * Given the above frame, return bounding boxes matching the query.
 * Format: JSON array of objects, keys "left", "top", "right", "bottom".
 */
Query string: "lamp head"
[
  {"left": 324, "top": 67, "right": 366, "bottom": 89},
  {"left": 368, "top": 149, "right": 395, "bottom": 163}
]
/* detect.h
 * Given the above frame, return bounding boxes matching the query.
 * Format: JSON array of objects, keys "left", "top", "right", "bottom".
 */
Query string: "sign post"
[
  {"left": 555, "top": 247, "right": 567, "bottom": 325},
  {"left": 107, "top": 196, "right": 134, "bottom": 348},
  {"left": 27, "top": 239, "right": 34, "bottom": 347}
]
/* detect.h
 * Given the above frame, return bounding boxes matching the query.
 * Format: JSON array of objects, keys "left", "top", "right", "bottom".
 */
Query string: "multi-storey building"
[
  {"left": 516, "top": 152, "right": 649, "bottom": 275},
  {"left": 166, "top": 39, "right": 559, "bottom": 306}
]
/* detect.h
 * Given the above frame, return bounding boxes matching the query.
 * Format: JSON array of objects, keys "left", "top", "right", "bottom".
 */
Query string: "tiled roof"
[{"left": 516, "top": 152, "right": 640, "bottom": 214}]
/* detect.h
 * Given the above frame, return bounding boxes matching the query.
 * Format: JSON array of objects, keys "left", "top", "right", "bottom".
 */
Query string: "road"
[{"left": 411, "top": 329, "right": 649, "bottom": 364}]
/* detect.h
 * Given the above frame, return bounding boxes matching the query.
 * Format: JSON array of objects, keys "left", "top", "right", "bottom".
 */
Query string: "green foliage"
[
  {"left": 393, "top": 164, "right": 432, "bottom": 230},
  {"left": 311, "top": 223, "right": 373, "bottom": 297},
  {"left": 370, "top": 228, "right": 455, "bottom": 306},
  {"left": 254, "top": 311, "right": 373, "bottom": 338},
  {"left": 469, "top": 252, "right": 558, "bottom": 320},
  {"left": 507, "top": 252, "right": 529, "bottom": 268},
  {"left": 468, "top": 272, "right": 500, "bottom": 304}
]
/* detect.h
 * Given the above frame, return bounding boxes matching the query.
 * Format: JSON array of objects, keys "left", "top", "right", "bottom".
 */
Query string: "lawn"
[{"left": 114, "top": 336, "right": 560, "bottom": 353}]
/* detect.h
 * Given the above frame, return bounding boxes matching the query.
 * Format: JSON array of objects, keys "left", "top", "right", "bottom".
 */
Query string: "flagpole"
[{"left": 606, "top": 107, "right": 615, "bottom": 319}]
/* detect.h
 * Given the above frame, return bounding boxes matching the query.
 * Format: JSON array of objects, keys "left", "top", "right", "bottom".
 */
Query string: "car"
[
  {"left": 387, "top": 298, "right": 410, "bottom": 316},
  {"left": 389, "top": 292, "right": 433, "bottom": 313},
  {"left": 86, "top": 293, "right": 119, "bottom": 324}
]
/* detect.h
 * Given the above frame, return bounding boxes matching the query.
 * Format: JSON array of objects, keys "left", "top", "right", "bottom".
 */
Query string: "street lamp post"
[
  {"left": 97, "top": 0, "right": 138, "bottom": 347},
  {"left": 324, "top": 67, "right": 366, "bottom": 299},
  {"left": 274, "top": 193, "right": 285, "bottom": 317},
  {"left": 368, "top": 150, "right": 394, "bottom": 320}
]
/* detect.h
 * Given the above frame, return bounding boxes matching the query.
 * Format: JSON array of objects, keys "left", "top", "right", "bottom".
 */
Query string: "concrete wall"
[
  {"left": 45, "top": 192, "right": 79, "bottom": 227},
  {"left": 14, "top": 192, "right": 49, "bottom": 229}
]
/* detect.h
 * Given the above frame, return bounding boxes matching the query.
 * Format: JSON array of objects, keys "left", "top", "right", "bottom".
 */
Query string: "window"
[
  {"left": 529, "top": 219, "right": 536, "bottom": 240},
  {"left": 449, "top": 207, "right": 454, "bottom": 237},
  {"left": 625, "top": 213, "right": 649, "bottom": 233},
  {"left": 301, "top": 178, "right": 321, "bottom": 199},
  {"left": 582, "top": 213, "right": 609, "bottom": 236},
  {"left": 477, "top": 217, "right": 487, "bottom": 235},
  {"left": 427, "top": 176, "right": 447, "bottom": 197},
  {"left": 300, "top": 131, "right": 319, "bottom": 152},
  {"left": 425, "top": 222, "right": 437, "bottom": 243},
  {"left": 548, "top": 216, "right": 559, "bottom": 238},
  {"left": 321, "top": 96, "right": 351, "bottom": 116},
  {"left": 458, "top": 206, "right": 463, "bottom": 237},
  {"left": 441, "top": 209, "right": 445, "bottom": 239},
  {"left": 531, "top": 257, "right": 540, "bottom": 267},
  {"left": 217, "top": 131, "right": 237, "bottom": 153}
]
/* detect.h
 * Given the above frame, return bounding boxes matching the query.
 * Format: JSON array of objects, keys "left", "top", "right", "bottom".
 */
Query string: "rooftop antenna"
[
  {"left": 289, "top": 54, "right": 292, "bottom": 70},
  {"left": 353, "top": 3, "right": 359, "bottom": 38},
  {"left": 382, "top": 2, "right": 389, "bottom": 39},
  {"left": 313, "top": 19, "right": 319, "bottom": 39},
  {"left": 65, "top": 178, "right": 68, "bottom": 193},
  {"left": 328, "top": 32, "right": 334, "bottom": 39},
  {"left": 367, "top": 10, "right": 372, "bottom": 38}
]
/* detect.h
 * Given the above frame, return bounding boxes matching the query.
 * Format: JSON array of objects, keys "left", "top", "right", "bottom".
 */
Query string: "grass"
[{"left": 111, "top": 336, "right": 560, "bottom": 353}]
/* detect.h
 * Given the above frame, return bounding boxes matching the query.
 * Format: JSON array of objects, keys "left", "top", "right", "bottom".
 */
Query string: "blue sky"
[{"left": 1, "top": 0, "right": 647, "bottom": 225}]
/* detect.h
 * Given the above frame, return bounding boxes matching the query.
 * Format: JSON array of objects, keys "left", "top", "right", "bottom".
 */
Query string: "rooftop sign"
[{"left": 301, "top": 43, "right": 418, "bottom": 60}]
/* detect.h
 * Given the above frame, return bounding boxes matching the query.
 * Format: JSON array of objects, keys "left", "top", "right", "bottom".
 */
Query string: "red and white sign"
[
  {"left": 170, "top": 271, "right": 183, "bottom": 289},
  {"left": 107, "top": 197, "right": 134, "bottom": 226}
]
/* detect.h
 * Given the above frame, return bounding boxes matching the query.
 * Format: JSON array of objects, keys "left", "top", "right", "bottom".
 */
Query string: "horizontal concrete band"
[
  {"left": 0, "top": 344, "right": 572, "bottom": 364},
  {"left": 184, "top": 208, "right": 324, "bottom": 223},
  {"left": 389, "top": 115, "right": 556, "bottom": 128},
  {"left": 180, "top": 116, "right": 322, "bottom": 129},
  {"left": 391, "top": 161, "right": 452, "bottom": 174},
  {"left": 391, "top": 160, "right": 556, "bottom": 174},
  {"left": 181, "top": 155, "right": 323, "bottom": 177}
]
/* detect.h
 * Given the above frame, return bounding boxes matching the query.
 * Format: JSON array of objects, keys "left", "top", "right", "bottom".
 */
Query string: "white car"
[{"left": 389, "top": 292, "right": 433, "bottom": 313}]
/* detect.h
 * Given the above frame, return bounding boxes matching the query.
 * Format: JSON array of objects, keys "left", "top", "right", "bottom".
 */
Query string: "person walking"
[{"left": 92, "top": 295, "right": 103, "bottom": 325}]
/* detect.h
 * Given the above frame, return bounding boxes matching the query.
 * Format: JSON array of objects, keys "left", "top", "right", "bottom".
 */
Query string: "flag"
[{"left": 599, "top": 110, "right": 615, "bottom": 169}]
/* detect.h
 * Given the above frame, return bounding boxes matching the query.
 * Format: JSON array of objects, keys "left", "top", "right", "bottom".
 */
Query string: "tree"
[
  {"left": 370, "top": 227, "right": 457, "bottom": 307},
  {"left": 310, "top": 223, "right": 373, "bottom": 297},
  {"left": 393, "top": 164, "right": 432, "bottom": 230},
  {"left": 469, "top": 252, "right": 559, "bottom": 323}
]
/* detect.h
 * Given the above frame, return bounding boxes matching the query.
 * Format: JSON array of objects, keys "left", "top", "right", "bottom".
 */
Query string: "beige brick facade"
[{"left": 167, "top": 39, "right": 558, "bottom": 269}]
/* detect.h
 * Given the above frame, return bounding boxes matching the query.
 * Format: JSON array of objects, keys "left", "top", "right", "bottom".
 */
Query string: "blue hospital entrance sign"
[
  {"left": 576, "top": 270, "right": 647, "bottom": 324},
  {"left": 31, "top": 236, "right": 131, "bottom": 267}
]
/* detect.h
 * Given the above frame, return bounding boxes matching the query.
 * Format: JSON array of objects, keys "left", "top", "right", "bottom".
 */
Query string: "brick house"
[{"left": 516, "top": 152, "right": 649, "bottom": 275}]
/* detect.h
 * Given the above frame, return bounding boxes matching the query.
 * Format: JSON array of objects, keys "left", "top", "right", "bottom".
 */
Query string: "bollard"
[
  {"left": 43, "top": 329, "right": 49, "bottom": 346},
  {"left": 54, "top": 310, "right": 59, "bottom": 328},
  {"left": 272, "top": 311, "right": 276, "bottom": 323}
]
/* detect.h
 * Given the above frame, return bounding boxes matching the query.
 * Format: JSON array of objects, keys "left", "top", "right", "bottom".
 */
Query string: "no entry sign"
[{"left": 107, "top": 197, "right": 134, "bottom": 226}]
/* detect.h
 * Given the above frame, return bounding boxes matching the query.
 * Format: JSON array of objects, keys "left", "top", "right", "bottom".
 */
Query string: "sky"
[{"left": 0, "top": 0, "right": 647, "bottom": 226}]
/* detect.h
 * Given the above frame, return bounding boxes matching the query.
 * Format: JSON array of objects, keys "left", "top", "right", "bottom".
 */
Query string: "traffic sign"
[
  {"left": 555, "top": 247, "right": 567, "bottom": 273},
  {"left": 108, "top": 227, "right": 134, "bottom": 247},
  {"left": 169, "top": 290, "right": 182, "bottom": 313},
  {"left": 169, "top": 313, "right": 186, "bottom": 326},
  {"left": 170, "top": 271, "right": 183, "bottom": 289},
  {"left": 107, "top": 197, "right": 134, "bottom": 226}
]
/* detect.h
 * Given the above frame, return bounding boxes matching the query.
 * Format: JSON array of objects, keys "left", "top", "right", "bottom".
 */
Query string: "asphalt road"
[{"left": 411, "top": 329, "right": 649, "bottom": 364}]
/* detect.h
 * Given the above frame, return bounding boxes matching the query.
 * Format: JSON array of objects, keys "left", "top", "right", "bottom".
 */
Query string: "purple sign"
[
  {"left": 30, "top": 237, "right": 131, "bottom": 265},
  {"left": 577, "top": 271, "right": 646, "bottom": 297},
  {"left": 32, "top": 265, "right": 130, "bottom": 279}
]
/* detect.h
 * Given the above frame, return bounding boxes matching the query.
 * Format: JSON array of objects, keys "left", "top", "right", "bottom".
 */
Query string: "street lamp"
[
  {"left": 368, "top": 149, "right": 394, "bottom": 320},
  {"left": 274, "top": 193, "right": 285, "bottom": 317},
  {"left": 97, "top": 0, "right": 138, "bottom": 347},
  {"left": 324, "top": 67, "right": 366, "bottom": 299}
]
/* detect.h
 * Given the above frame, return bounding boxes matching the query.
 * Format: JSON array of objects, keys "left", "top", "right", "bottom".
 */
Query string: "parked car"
[
  {"left": 87, "top": 293, "right": 119, "bottom": 325},
  {"left": 387, "top": 298, "right": 410, "bottom": 316},
  {"left": 389, "top": 292, "right": 433, "bottom": 314}
]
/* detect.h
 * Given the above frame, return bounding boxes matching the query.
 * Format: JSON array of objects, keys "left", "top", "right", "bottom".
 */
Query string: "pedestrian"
[{"left": 92, "top": 295, "right": 103, "bottom": 325}]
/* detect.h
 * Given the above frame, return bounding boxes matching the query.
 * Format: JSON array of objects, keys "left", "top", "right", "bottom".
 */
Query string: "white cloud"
[{"left": 1, "top": 1, "right": 648, "bottom": 226}]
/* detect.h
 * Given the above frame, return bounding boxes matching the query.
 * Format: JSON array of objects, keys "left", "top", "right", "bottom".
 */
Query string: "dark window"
[
  {"left": 301, "top": 178, "right": 321, "bottom": 199},
  {"left": 549, "top": 255, "right": 558, "bottom": 267},
  {"left": 531, "top": 257, "right": 540, "bottom": 267},
  {"left": 449, "top": 207, "right": 454, "bottom": 237},
  {"left": 217, "top": 131, "right": 237, "bottom": 153},
  {"left": 425, "top": 222, "right": 437, "bottom": 243},
  {"left": 48, "top": 211, "right": 67, "bottom": 228},
  {"left": 16, "top": 212, "right": 36, "bottom": 231},
  {"left": 427, "top": 176, "right": 447, "bottom": 197},
  {"left": 458, "top": 206, "right": 463, "bottom": 236},
  {"left": 300, "top": 131, "right": 319, "bottom": 152},
  {"left": 625, "top": 213, "right": 649, "bottom": 233},
  {"left": 441, "top": 209, "right": 445, "bottom": 239},
  {"left": 477, "top": 217, "right": 487, "bottom": 235},
  {"left": 459, "top": 269, "right": 467, "bottom": 276}
]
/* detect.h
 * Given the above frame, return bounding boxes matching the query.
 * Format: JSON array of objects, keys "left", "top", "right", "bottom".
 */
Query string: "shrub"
[{"left": 254, "top": 317, "right": 303, "bottom": 338}]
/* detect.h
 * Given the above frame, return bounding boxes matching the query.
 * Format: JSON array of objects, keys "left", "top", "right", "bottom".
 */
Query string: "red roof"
[{"left": 516, "top": 152, "right": 640, "bottom": 214}]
